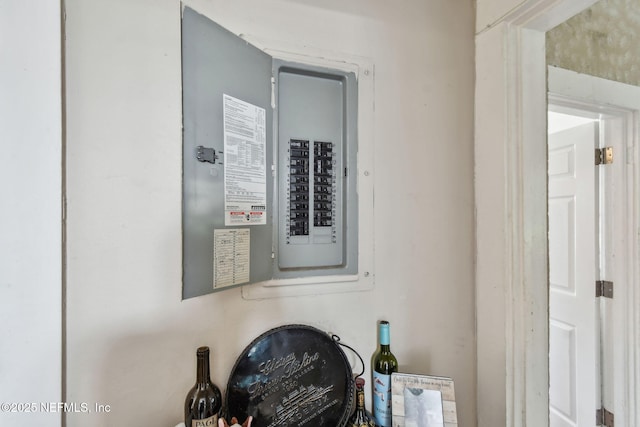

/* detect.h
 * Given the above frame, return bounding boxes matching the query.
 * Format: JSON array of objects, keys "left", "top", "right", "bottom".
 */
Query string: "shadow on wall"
[{"left": 66, "top": 305, "right": 279, "bottom": 427}]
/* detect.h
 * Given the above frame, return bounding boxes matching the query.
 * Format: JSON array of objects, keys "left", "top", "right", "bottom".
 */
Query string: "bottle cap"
[{"left": 379, "top": 321, "right": 390, "bottom": 345}]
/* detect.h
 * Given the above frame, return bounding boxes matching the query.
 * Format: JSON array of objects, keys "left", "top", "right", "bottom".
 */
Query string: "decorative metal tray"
[{"left": 224, "top": 324, "right": 355, "bottom": 427}]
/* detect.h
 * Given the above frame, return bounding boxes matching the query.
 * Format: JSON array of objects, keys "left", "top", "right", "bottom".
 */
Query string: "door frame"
[
  {"left": 549, "top": 68, "right": 639, "bottom": 425},
  {"left": 549, "top": 67, "right": 640, "bottom": 426},
  {"left": 475, "top": 1, "right": 639, "bottom": 426}
]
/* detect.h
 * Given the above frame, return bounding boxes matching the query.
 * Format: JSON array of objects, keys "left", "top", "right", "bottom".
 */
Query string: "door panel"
[
  {"left": 549, "top": 319, "right": 577, "bottom": 425},
  {"left": 548, "top": 122, "right": 599, "bottom": 427},
  {"left": 181, "top": 7, "right": 274, "bottom": 298}
]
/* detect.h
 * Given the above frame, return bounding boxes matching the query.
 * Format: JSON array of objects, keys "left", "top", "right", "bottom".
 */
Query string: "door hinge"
[
  {"left": 595, "top": 147, "right": 613, "bottom": 165},
  {"left": 597, "top": 407, "right": 614, "bottom": 427},
  {"left": 596, "top": 280, "right": 613, "bottom": 298}
]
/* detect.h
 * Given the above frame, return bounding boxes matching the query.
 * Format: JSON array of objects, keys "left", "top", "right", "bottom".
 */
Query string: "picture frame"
[{"left": 391, "top": 372, "right": 458, "bottom": 427}]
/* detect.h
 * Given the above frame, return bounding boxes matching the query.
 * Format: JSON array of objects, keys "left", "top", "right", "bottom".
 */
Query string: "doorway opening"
[
  {"left": 474, "top": 0, "right": 640, "bottom": 425},
  {"left": 547, "top": 67, "right": 639, "bottom": 426}
]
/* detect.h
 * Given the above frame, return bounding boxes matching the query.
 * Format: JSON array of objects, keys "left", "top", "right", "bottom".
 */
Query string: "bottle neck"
[
  {"left": 196, "top": 348, "right": 211, "bottom": 386},
  {"left": 356, "top": 387, "right": 365, "bottom": 409},
  {"left": 380, "top": 343, "right": 391, "bottom": 353},
  {"left": 379, "top": 321, "right": 391, "bottom": 349}
]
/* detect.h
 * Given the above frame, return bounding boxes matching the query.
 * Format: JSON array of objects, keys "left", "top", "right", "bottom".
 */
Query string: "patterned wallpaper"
[{"left": 546, "top": 0, "right": 640, "bottom": 86}]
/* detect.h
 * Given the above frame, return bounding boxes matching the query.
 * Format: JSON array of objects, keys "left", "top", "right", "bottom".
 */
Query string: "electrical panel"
[{"left": 181, "top": 7, "right": 360, "bottom": 299}]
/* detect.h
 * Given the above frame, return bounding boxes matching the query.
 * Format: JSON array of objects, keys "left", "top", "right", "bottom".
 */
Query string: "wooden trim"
[{"left": 475, "top": 1, "right": 616, "bottom": 427}]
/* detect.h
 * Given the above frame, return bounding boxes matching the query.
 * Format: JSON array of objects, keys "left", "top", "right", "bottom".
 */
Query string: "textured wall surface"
[{"left": 547, "top": 0, "right": 640, "bottom": 86}]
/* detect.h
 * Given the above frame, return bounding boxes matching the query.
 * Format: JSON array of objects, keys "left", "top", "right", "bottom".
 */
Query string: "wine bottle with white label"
[
  {"left": 372, "top": 320, "right": 398, "bottom": 427},
  {"left": 185, "top": 346, "right": 222, "bottom": 427}
]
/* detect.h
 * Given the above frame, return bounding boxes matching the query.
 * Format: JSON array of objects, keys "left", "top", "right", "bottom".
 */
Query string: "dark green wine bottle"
[
  {"left": 184, "top": 346, "right": 222, "bottom": 427},
  {"left": 372, "top": 320, "right": 398, "bottom": 427}
]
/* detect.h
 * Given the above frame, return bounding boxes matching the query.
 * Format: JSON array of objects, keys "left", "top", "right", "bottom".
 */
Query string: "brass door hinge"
[{"left": 595, "top": 147, "right": 613, "bottom": 165}]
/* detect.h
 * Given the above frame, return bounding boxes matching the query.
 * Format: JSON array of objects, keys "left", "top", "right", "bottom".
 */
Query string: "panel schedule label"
[
  {"left": 223, "top": 94, "right": 267, "bottom": 225},
  {"left": 213, "top": 228, "right": 250, "bottom": 289}
]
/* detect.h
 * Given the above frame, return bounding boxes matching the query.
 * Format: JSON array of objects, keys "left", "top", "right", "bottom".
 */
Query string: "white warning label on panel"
[
  {"left": 213, "top": 228, "right": 250, "bottom": 289},
  {"left": 223, "top": 94, "right": 267, "bottom": 226}
]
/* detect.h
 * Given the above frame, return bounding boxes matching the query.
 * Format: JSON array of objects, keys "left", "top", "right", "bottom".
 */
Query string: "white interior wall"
[
  {"left": 64, "top": 1, "right": 475, "bottom": 426},
  {"left": 0, "top": 1, "right": 62, "bottom": 425},
  {"left": 548, "top": 111, "right": 596, "bottom": 133}
]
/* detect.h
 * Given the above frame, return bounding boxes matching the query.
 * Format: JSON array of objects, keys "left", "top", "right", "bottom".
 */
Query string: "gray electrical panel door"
[
  {"left": 182, "top": 7, "right": 358, "bottom": 300},
  {"left": 182, "top": 7, "right": 274, "bottom": 299}
]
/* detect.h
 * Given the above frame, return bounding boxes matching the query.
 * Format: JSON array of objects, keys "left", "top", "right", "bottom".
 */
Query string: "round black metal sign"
[{"left": 224, "top": 324, "right": 355, "bottom": 427}]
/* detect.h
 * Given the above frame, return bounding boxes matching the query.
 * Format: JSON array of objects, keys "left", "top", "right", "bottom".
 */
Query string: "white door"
[{"left": 548, "top": 121, "right": 600, "bottom": 427}]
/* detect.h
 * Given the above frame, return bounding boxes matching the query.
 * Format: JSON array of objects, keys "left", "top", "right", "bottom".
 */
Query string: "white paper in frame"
[{"left": 391, "top": 372, "right": 458, "bottom": 427}]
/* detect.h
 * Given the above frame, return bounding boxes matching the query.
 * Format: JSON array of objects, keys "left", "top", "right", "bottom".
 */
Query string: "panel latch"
[{"left": 196, "top": 146, "right": 222, "bottom": 164}]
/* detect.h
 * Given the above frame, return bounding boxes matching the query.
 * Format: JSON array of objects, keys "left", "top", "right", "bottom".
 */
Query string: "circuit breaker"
[
  {"left": 181, "top": 7, "right": 359, "bottom": 299},
  {"left": 279, "top": 138, "right": 340, "bottom": 268}
]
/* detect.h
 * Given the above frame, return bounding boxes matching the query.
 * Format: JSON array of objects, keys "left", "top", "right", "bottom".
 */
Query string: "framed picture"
[{"left": 391, "top": 372, "right": 458, "bottom": 427}]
